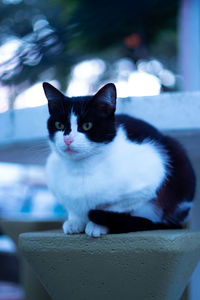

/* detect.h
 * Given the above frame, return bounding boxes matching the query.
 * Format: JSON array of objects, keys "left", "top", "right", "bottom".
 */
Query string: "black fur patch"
[
  {"left": 116, "top": 114, "right": 163, "bottom": 143},
  {"left": 156, "top": 136, "right": 195, "bottom": 224},
  {"left": 88, "top": 210, "right": 182, "bottom": 234}
]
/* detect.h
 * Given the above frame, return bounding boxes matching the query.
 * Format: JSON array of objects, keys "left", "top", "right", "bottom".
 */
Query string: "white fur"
[
  {"left": 176, "top": 201, "right": 193, "bottom": 223},
  {"left": 85, "top": 222, "right": 108, "bottom": 237},
  {"left": 70, "top": 113, "right": 77, "bottom": 133},
  {"left": 46, "top": 115, "right": 169, "bottom": 237},
  {"left": 178, "top": 201, "right": 193, "bottom": 211}
]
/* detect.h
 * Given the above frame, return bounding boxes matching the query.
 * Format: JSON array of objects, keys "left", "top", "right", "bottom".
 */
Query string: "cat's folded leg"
[
  {"left": 85, "top": 221, "right": 108, "bottom": 238},
  {"left": 88, "top": 209, "right": 182, "bottom": 233},
  {"left": 63, "top": 213, "right": 86, "bottom": 234}
]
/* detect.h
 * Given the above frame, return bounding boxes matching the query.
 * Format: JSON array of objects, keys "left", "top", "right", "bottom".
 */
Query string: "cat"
[{"left": 43, "top": 82, "right": 196, "bottom": 237}]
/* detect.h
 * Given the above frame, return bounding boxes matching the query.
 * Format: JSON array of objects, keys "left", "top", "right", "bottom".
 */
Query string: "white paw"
[
  {"left": 85, "top": 221, "right": 108, "bottom": 237},
  {"left": 63, "top": 219, "right": 85, "bottom": 234}
]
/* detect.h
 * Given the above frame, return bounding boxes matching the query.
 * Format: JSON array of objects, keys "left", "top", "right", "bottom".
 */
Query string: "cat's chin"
[
  {"left": 57, "top": 147, "right": 91, "bottom": 161},
  {"left": 64, "top": 147, "right": 79, "bottom": 155}
]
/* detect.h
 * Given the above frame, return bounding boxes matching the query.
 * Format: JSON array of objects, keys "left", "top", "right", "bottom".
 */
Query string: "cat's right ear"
[{"left": 43, "top": 82, "right": 65, "bottom": 115}]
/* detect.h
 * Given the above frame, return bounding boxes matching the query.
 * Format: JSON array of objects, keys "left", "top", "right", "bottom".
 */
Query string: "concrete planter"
[{"left": 19, "top": 229, "right": 200, "bottom": 300}]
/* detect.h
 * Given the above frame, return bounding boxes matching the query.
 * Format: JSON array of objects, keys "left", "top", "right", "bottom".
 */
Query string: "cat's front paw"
[
  {"left": 85, "top": 221, "right": 108, "bottom": 237},
  {"left": 63, "top": 219, "right": 85, "bottom": 234}
]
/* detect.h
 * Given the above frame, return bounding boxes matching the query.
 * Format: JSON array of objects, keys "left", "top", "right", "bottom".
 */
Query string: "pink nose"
[{"left": 64, "top": 135, "right": 73, "bottom": 146}]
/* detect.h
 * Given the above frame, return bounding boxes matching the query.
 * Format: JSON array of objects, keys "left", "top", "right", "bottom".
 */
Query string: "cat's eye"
[
  {"left": 55, "top": 121, "right": 65, "bottom": 131},
  {"left": 82, "top": 122, "right": 93, "bottom": 131}
]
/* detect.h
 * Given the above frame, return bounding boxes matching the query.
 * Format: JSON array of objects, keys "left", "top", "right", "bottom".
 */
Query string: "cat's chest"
[
  {"left": 46, "top": 133, "right": 167, "bottom": 207},
  {"left": 46, "top": 152, "right": 121, "bottom": 200}
]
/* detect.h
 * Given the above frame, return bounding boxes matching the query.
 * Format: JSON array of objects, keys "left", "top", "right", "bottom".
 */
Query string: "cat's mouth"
[{"left": 64, "top": 146, "right": 79, "bottom": 154}]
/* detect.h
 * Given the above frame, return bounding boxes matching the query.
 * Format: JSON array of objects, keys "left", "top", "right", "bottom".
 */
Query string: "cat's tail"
[{"left": 88, "top": 210, "right": 182, "bottom": 234}]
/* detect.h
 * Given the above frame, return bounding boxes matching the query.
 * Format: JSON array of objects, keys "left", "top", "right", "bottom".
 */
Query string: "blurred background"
[
  {"left": 0, "top": 0, "right": 198, "bottom": 110},
  {"left": 0, "top": 0, "right": 199, "bottom": 299}
]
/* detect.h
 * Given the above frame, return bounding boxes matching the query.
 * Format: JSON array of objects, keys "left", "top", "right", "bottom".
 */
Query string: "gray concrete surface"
[{"left": 19, "top": 229, "right": 200, "bottom": 300}]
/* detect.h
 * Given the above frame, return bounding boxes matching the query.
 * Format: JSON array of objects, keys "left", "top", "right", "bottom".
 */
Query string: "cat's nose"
[{"left": 64, "top": 135, "right": 74, "bottom": 146}]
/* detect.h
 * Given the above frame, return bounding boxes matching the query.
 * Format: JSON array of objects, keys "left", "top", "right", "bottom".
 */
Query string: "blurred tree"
[
  {"left": 0, "top": 0, "right": 179, "bottom": 93},
  {"left": 0, "top": 0, "right": 76, "bottom": 91},
  {"left": 59, "top": 0, "right": 178, "bottom": 54}
]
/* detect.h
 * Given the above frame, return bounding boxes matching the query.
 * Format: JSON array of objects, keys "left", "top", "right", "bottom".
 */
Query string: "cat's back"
[{"left": 115, "top": 114, "right": 163, "bottom": 143}]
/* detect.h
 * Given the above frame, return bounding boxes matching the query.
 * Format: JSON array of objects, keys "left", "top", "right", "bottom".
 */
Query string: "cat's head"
[{"left": 43, "top": 82, "right": 117, "bottom": 160}]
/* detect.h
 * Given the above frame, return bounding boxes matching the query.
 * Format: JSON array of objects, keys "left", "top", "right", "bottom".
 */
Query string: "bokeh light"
[
  {"left": 67, "top": 59, "right": 106, "bottom": 96},
  {"left": 0, "top": 38, "right": 22, "bottom": 78},
  {"left": 0, "top": 85, "right": 9, "bottom": 113},
  {"left": 67, "top": 58, "right": 161, "bottom": 98},
  {"left": 115, "top": 71, "right": 161, "bottom": 97},
  {"left": 14, "top": 81, "right": 52, "bottom": 109}
]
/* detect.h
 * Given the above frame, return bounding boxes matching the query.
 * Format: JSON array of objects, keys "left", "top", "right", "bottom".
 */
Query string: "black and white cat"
[{"left": 43, "top": 82, "right": 195, "bottom": 237}]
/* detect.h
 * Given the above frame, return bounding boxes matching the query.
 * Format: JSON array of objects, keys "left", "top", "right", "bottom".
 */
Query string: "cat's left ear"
[
  {"left": 43, "top": 82, "right": 65, "bottom": 115},
  {"left": 93, "top": 83, "right": 117, "bottom": 117}
]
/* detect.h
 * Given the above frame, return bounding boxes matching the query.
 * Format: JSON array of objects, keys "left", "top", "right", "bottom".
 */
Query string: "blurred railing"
[{"left": 0, "top": 91, "right": 200, "bottom": 165}]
